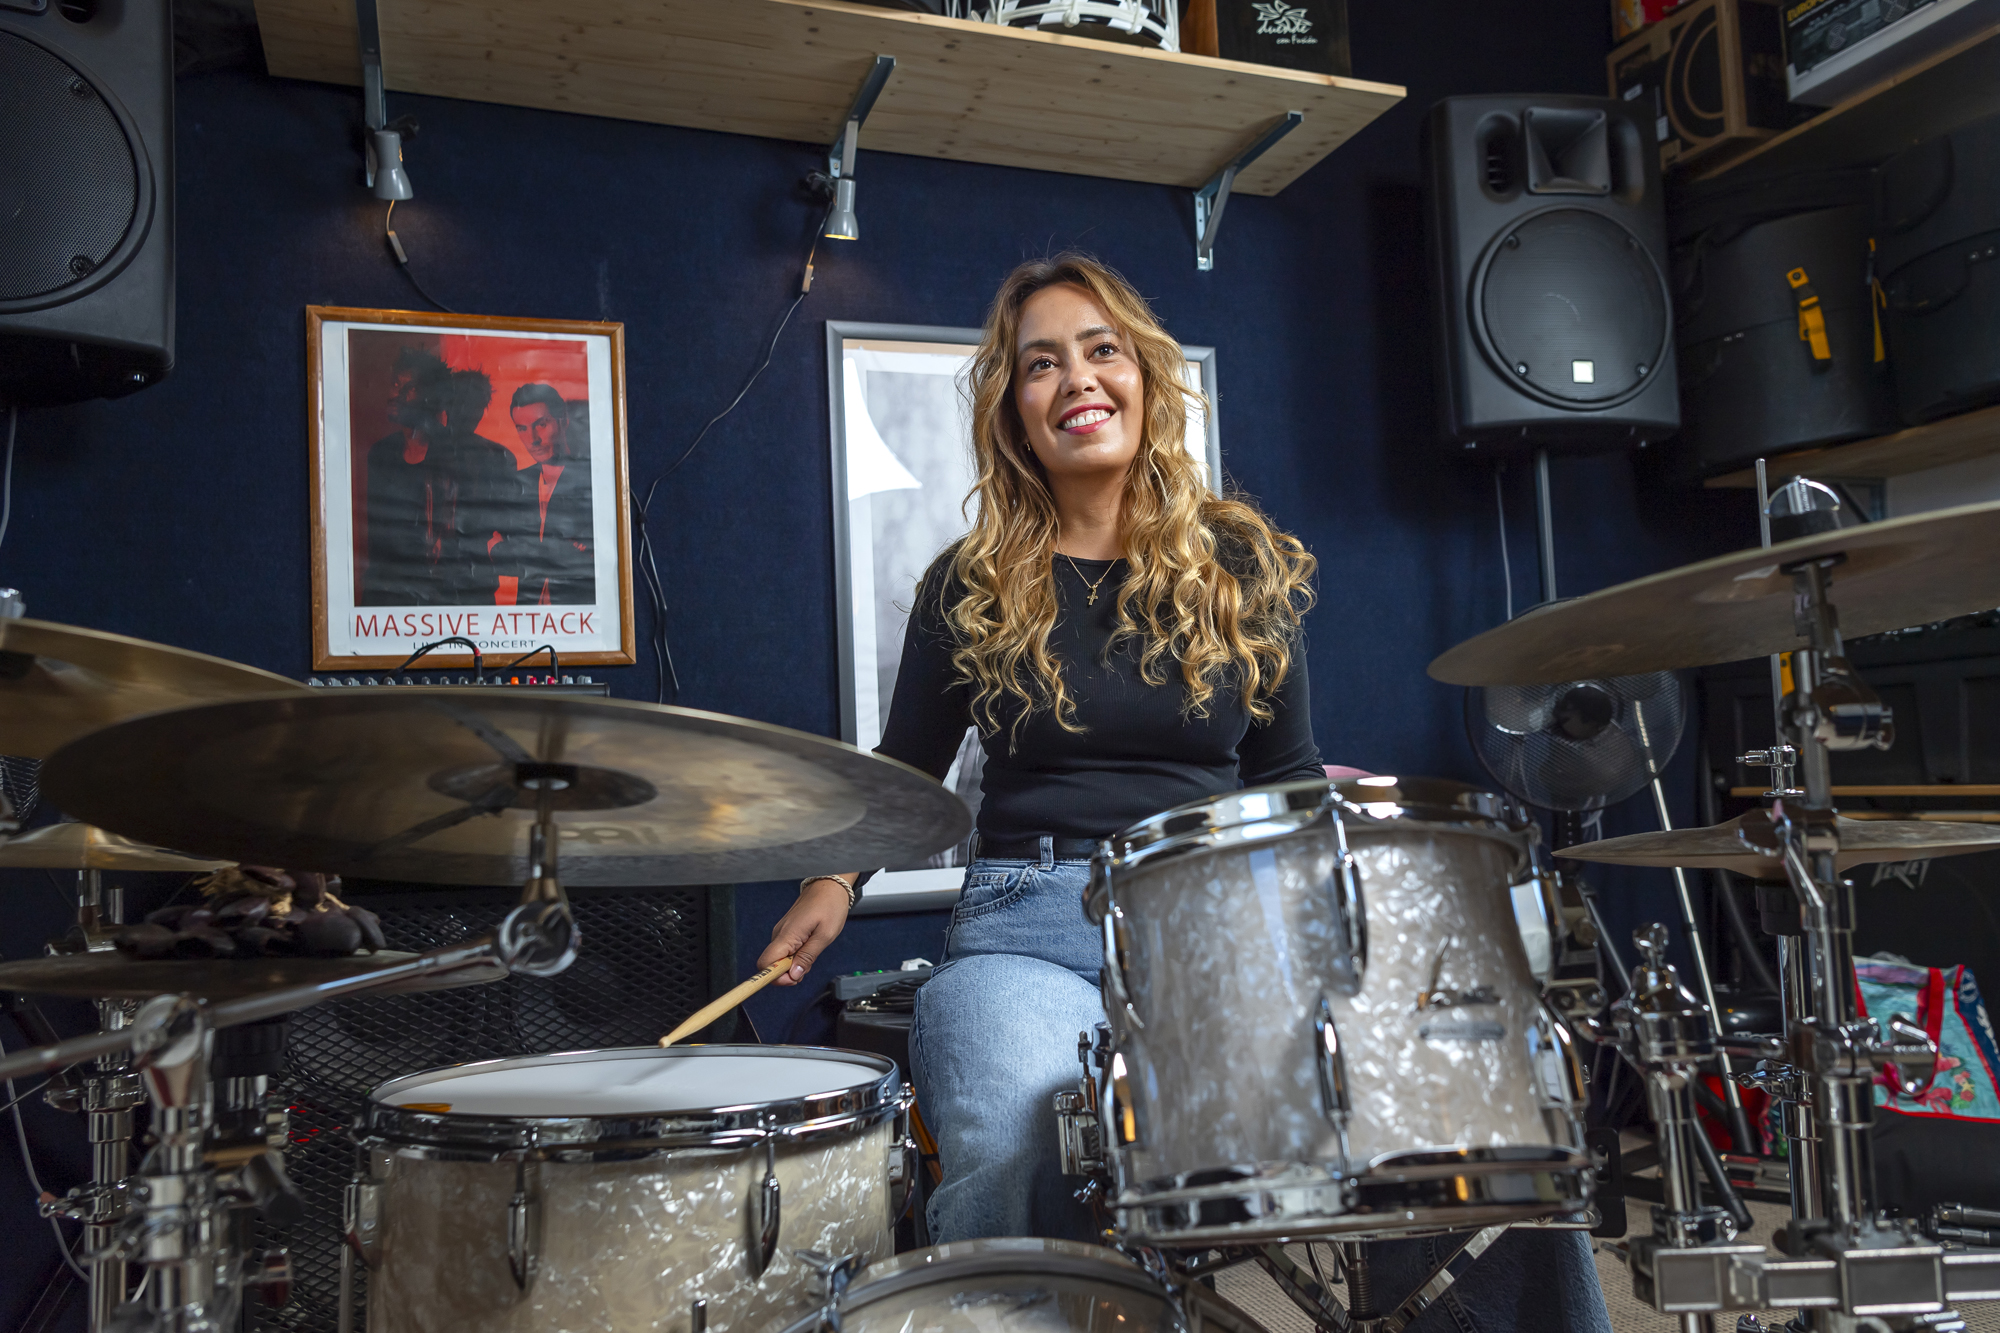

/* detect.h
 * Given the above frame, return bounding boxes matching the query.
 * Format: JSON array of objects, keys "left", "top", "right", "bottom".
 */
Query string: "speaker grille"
[
  {"left": 248, "top": 887, "right": 724, "bottom": 1333},
  {"left": 1479, "top": 209, "right": 1667, "bottom": 405},
  {"left": 0, "top": 28, "right": 140, "bottom": 303}
]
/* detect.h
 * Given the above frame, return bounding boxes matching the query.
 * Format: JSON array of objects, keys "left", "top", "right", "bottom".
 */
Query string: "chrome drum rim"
[
  {"left": 1113, "top": 1147, "right": 1593, "bottom": 1244},
  {"left": 359, "top": 1044, "right": 903, "bottom": 1162}
]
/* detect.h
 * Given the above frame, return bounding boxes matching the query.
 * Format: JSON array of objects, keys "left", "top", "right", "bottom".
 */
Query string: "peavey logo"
[{"left": 1252, "top": 0, "right": 1318, "bottom": 41}]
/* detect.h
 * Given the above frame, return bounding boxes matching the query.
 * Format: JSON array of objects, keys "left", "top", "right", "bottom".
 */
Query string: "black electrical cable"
[
  {"left": 384, "top": 201, "right": 458, "bottom": 314},
  {"left": 500, "top": 644, "right": 559, "bottom": 674},
  {"left": 0, "top": 1025, "right": 88, "bottom": 1282},
  {"left": 0, "top": 405, "right": 17, "bottom": 556},
  {"left": 631, "top": 203, "right": 833, "bottom": 705},
  {"left": 397, "top": 636, "right": 485, "bottom": 681}
]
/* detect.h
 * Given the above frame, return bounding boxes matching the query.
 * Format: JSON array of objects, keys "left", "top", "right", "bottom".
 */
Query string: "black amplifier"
[{"left": 303, "top": 673, "right": 611, "bottom": 694}]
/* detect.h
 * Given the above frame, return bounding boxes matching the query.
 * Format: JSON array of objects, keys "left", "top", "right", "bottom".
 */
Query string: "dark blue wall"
[{"left": 0, "top": 1, "right": 1757, "bottom": 1322}]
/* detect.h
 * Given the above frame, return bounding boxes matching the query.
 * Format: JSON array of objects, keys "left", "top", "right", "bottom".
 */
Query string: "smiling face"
[{"left": 1012, "top": 283, "right": 1145, "bottom": 488}]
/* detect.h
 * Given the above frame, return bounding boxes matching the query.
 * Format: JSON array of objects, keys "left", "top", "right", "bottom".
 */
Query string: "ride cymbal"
[
  {"left": 0, "top": 950, "right": 504, "bottom": 1001},
  {"left": 42, "top": 693, "right": 971, "bottom": 886},
  {"left": 0, "top": 823, "right": 233, "bottom": 872},
  {"left": 0, "top": 619, "right": 307, "bottom": 758},
  {"left": 1557, "top": 809, "right": 2000, "bottom": 879},
  {"left": 1427, "top": 500, "right": 2000, "bottom": 685}
]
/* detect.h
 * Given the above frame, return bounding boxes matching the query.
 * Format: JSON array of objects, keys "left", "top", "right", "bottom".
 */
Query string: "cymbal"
[
  {"left": 1557, "top": 810, "right": 2000, "bottom": 879},
  {"left": 42, "top": 694, "right": 971, "bottom": 886},
  {"left": 1428, "top": 500, "right": 2000, "bottom": 685},
  {"left": 0, "top": 950, "right": 504, "bottom": 1001},
  {"left": 0, "top": 619, "right": 307, "bottom": 758},
  {"left": 0, "top": 823, "right": 233, "bottom": 872}
]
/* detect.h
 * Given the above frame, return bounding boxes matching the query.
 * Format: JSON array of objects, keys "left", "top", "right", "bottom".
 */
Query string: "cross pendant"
[{"left": 1086, "top": 588, "right": 1098, "bottom": 605}]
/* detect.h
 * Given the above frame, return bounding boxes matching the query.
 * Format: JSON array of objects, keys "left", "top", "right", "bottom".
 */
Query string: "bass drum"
[
  {"left": 774, "top": 1239, "right": 1185, "bottom": 1333},
  {"left": 980, "top": 0, "right": 1179, "bottom": 51}
]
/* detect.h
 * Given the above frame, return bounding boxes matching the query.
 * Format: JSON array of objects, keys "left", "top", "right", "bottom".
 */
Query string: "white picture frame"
[{"left": 825, "top": 321, "right": 1222, "bottom": 913}]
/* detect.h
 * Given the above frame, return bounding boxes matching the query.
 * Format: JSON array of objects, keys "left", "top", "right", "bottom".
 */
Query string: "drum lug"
[
  {"left": 341, "top": 1179, "right": 382, "bottom": 1271},
  {"left": 1327, "top": 837, "right": 1367, "bottom": 995},
  {"left": 507, "top": 1158, "right": 540, "bottom": 1294},
  {"left": 888, "top": 1124, "right": 918, "bottom": 1222},
  {"left": 749, "top": 1136, "right": 782, "bottom": 1279},
  {"left": 1100, "top": 906, "right": 1145, "bottom": 1031},
  {"left": 1313, "top": 995, "right": 1354, "bottom": 1157}
]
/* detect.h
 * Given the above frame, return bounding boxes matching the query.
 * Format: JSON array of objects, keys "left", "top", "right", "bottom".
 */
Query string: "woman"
[{"left": 758, "top": 255, "right": 1609, "bottom": 1332}]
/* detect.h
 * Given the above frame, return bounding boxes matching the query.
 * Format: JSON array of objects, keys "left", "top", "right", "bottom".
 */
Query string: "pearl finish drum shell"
[
  {"left": 776, "top": 1239, "right": 1181, "bottom": 1333},
  {"left": 359, "top": 1046, "right": 901, "bottom": 1333},
  {"left": 1095, "top": 782, "right": 1590, "bottom": 1243}
]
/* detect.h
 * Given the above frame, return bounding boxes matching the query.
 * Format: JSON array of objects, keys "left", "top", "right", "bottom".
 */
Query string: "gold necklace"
[{"left": 1061, "top": 551, "right": 1115, "bottom": 606}]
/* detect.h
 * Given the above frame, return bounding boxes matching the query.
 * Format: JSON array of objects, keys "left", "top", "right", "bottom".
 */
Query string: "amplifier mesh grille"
[{"left": 248, "top": 887, "right": 720, "bottom": 1333}]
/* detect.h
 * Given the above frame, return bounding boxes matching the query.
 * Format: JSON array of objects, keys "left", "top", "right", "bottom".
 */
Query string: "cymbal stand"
[
  {"left": 1615, "top": 561, "right": 2000, "bottom": 1328},
  {"left": 38, "top": 867, "right": 145, "bottom": 1333}
]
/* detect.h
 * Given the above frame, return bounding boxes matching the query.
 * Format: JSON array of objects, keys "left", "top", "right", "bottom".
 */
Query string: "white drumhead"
[{"left": 376, "top": 1049, "right": 887, "bottom": 1117}]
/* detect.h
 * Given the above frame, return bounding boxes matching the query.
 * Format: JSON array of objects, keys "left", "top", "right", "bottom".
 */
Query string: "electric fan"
[{"left": 1465, "top": 672, "right": 1686, "bottom": 813}]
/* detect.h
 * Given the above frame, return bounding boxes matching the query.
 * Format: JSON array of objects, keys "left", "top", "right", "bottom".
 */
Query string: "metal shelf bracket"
[
  {"left": 830, "top": 54, "right": 897, "bottom": 181},
  {"left": 1193, "top": 110, "right": 1303, "bottom": 271}
]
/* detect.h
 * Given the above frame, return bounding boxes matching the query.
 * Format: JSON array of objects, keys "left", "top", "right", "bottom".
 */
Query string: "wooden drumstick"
[{"left": 657, "top": 956, "right": 795, "bottom": 1047}]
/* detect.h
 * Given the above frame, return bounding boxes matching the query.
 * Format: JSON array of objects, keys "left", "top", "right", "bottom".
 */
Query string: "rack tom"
[
  {"left": 1067, "top": 778, "right": 1591, "bottom": 1244},
  {"left": 352, "top": 1045, "right": 912, "bottom": 1333}
]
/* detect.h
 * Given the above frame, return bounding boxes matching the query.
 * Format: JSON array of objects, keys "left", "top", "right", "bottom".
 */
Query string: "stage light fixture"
[{"left": 368, "top": 129, "right": 413, "bottom": 202}]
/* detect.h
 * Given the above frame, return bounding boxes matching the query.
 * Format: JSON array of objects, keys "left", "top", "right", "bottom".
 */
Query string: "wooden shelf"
[
  {"left": 1704, "top": 402, "right": 2000, "bottom": 488},
  {"left": 252, "top": 0, "right": 1404, "bottom": 196},
  {"left": 1690, "top": 21, "right": 2000, "bottom": 182}
]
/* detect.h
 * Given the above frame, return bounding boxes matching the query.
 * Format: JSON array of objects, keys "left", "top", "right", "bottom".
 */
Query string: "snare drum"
[
  {"left": 353, "top": 1045, "right": 912, "bottom": 1333},
  {"left": 774, "top": 1238, "right": 1184, "bottom": 1333},
  {"left": 1073, "top": 778, "right": 1591, "bottom": 1244}
]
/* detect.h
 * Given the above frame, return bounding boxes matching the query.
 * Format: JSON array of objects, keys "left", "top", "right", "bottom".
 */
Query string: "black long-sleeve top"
[{"left": 874, "top": 552, "right": 1324, "bottom": 864}]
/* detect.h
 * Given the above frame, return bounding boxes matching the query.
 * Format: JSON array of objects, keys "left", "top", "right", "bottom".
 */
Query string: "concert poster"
[{"left": 306, "top": 306, "right": 634, "bottom": 671}]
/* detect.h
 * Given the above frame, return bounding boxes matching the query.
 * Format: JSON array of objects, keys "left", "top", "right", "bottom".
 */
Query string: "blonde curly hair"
[{"left": 942, "top": 252, "right": 1316, "bottom": 742}]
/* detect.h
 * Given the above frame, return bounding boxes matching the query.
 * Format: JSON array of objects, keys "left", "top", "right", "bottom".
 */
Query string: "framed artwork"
[
  {"left": 825, "top": 320, "right": 1222, "bottom": 913},
  {"left": 306, "top": 306, "right": 635, "bottom": 671}
]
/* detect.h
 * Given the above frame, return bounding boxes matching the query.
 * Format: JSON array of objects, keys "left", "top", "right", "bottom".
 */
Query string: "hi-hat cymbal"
[
  {"left": 1557, "top": 810, "right": 2000, "bottom": 879},
  {"left": 0, "top": 618, "right": 307, "bottom": 758},
  {"left": 42, "top": 694, "right": 971, "bottom": 886},
  {"left": 0, "top": 950, "right": 505, "bottom": 1001},
  {"left": 0, "top": 823, "right": 233, "bottom": 872},
  {"left": 1428, "top": 500, "right": 2000, "bottom": 685}
]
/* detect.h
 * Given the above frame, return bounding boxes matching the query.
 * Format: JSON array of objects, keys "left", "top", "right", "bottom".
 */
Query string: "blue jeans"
[
  {"left": 909, "top": 848, "right": 1612, "bottom": 1333},
  {"left": 911, "top": 850, "right": 1102, "bottom": 1243}
]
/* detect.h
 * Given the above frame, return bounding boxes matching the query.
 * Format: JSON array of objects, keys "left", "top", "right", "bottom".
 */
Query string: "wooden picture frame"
[{"left": 306, "top": 305, "right": 635, "bottom": 671}]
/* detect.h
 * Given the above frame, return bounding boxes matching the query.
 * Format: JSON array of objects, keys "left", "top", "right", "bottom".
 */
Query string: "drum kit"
[{"left": 5, "top": 494, "right": 2000, "bottom": 1333}]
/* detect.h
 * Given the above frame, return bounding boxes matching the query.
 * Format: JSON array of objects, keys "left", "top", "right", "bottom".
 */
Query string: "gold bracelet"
[{"left": 799, "top": 874, "right": 856, "bottom": 908}]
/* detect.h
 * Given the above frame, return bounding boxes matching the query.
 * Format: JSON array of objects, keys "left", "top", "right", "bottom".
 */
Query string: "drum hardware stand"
[
  {"left": 29, "top": 865, "right": 145, "bottom": 1333},
  {"left": 1607, "top": 562, "right": 2000, "bottom": 1329},
  {"left": 796, "top": 1250, "right": 864, "bottom": 1333}
]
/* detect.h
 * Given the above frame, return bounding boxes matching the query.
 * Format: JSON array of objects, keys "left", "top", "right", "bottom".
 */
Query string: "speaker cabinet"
[
  {"left": 0, "top": 0, "right": 174, "bottom": 408},
  {"left": 1423, "top": 95, "right": 1679, "bottom": 453}
]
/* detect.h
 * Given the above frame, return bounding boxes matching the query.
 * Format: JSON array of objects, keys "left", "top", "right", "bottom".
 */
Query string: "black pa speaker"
[
  {"left": 1423, "top": 95, "right": 1679, "bottom": 453},
  {"left": 0, "top": 0, "right": 174, "bottom": 408}
]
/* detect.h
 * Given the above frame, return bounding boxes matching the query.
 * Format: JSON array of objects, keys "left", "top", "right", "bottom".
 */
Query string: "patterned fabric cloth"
[{"left": 1856, "top": 956, "right": 2000, "bottom": 1121}]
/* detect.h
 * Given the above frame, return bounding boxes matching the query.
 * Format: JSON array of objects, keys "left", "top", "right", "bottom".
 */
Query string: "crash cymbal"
[
  {"left": 0, "top": 950, "right": 504, "bottom": 1001},
  {"left": 0, "top": 823, "right": 233, "bottom": 872},
  {"left": 0, "top": 619, "right": 307, "bottom": 758},
  {"left": 1427, "top": 500, "right": 2000, "bottom": 685},
  {"left": 1557, "top": 809, "right": 2000, "bottom": 879},
  {"left": 42, "top": 694, "right": 971, "bottom": 886}
]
